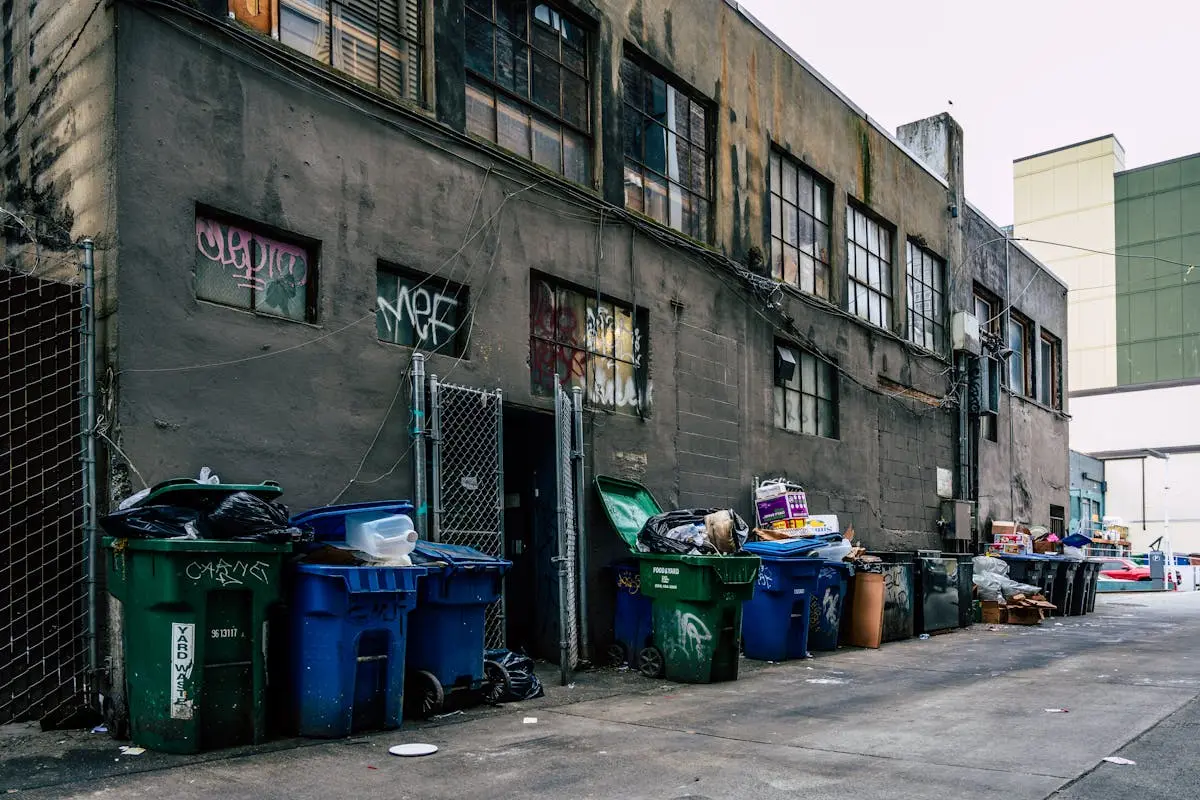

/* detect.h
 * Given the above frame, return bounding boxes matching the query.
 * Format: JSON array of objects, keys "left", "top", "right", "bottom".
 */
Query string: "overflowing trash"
[{"left": 636, "top": 508, "right": 749, "bottom": 555}]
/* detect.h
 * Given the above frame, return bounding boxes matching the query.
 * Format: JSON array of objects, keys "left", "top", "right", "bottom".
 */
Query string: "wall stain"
[{"left": 860, "top": 126, "right": 873, "bottom": 205}]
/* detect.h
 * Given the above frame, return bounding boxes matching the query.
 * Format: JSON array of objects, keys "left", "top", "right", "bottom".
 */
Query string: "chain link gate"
[
  {"left": 428, "top": 377, "right": 506, "bottom": 648},
  {"left": 554, "top": 383, "right": 585, "bottom": 681},
  {"left": 0, "top": 266, "right": 90, "bottom": 723}
]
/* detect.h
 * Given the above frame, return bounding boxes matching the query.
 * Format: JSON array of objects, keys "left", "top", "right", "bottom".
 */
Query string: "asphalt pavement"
[{"left": 4, "top": 591, "right": 1200, "bottom": 799}]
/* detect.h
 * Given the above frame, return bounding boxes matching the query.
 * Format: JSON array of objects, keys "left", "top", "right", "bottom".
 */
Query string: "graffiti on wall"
[
  {"left": 195, "top": 217, "right": 311, "bottom": 320},
  {"left": 529, "top": 279, "right": 650, "bottom": 412},
  {"left": 375, "top": 269, "right": 464, "bottom": 353}
]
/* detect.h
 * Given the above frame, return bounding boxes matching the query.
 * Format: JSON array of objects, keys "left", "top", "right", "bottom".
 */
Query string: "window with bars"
[
  {"left": 847, "top": 205, "right": 894, "bottom": 329},
  {"left": 1039, "top": 329, "right": 1062, "bottom": 409},
  {"left": 529, "top": 276, "right": 648, "bottom": 413},
  {"left": 773, "top": 342, "right": 838, "bottom": 438},
  {"left": 769, "top": 150, "right": 831, "bottom": 300},
  {"left": 906, "top": 240, "right": 946, "bottom": 354},
  {"left": 621, "top": 54, "right": 710, "bottom": 240},
  {"left": 278, "top": 0, "right": 423, "bottom": 102},
  {"left": 464, "top": 0, "right": 591, "bottom": 184}
]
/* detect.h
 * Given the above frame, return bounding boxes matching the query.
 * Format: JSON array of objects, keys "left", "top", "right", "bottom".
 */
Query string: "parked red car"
[{"left": 1099, "top": 559, "right": 1151, "bottom": 581}]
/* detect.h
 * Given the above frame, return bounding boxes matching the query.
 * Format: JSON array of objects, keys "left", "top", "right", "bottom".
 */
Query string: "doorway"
[{"left": 502, "top": 406, "right": 560, "bottom": 661}]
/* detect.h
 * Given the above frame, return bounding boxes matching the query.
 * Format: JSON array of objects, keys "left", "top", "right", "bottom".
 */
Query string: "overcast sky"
[{"left": 737, "top": 0, "right": 1200, "bottom": 224}]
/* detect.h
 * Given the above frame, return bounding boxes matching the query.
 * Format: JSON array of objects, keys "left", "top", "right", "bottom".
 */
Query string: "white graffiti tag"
[
  {"left": 377, "top": 281, "right": 460, "bottom": 347},
  {"left": 757, "top": 564, "right": 775, "bottom": 590},
  {"left": 185, "top": 559, "right": 271, "bottom": 587},
  {"left": 676, "top": 611, "right": 713, "bottom": 661}
]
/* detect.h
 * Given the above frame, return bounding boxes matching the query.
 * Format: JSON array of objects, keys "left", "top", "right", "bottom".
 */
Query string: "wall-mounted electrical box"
[{"left": 952, "top": 311, "right": 981, "bottom": 355}]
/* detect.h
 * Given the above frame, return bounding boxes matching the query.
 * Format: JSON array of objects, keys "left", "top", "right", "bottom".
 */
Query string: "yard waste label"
[{"left": 170, "top": 622, "right": 195, "bottom": 720}]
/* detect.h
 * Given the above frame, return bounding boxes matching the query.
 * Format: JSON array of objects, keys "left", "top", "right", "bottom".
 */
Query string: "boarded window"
[
  {"left": 375, "top": 264, "right": 469, "bottom": 356},
  {"left": 194, "top": 214, "right": 317, "bottom": 322}
]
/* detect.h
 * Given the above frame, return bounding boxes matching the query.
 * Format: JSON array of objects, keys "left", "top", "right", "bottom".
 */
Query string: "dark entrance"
[{"left": 502, "top": 406, "right": 560, "bottom": 661}]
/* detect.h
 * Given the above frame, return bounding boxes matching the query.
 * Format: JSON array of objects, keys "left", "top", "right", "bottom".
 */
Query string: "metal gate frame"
[
  {"left": 426, "top": 373, "right": 506, "bottom": 649},
  {"left": 555, "top": 383, "right": 586, "bottom": 684}
]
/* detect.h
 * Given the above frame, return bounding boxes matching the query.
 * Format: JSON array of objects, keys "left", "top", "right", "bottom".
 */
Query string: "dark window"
[
  {"left": 773, "top": 342, "right": 838, "bottom": 438},
  {"left": 847, "top": 205, "right": 893, "bottom": 329},
  {"left": 464, "top": 0, "right": 591, "bottom": 184},
  {"left": 279, "top": 0, "right": 423, "bottom": 102},
  {"left": 1009, "top": 312, "right": 1034, "bottom": 395},
  {"left": 981, "top": 414, "right": 998, "bottom": 442},
  {"left": 906, "top": 240, "right": 946, "bottom": 354},
  {"left": 1040, "top": 330, "right": 1062, "bottom": 409},
  {"left": 194, "top": 214, "right": 318, "bottom": 322},
  {"left": 769, "top": 150, "right": 831, "bottom": 299},
  {"left": 974, "top": 288, "right": 1002, "bottom": 338},
  {"left": 529, "top": 276, "right": 648, "bottom": 413},
  {"left": 1050, "top": 504, "right": 1066, "bottom": 539},
  {"left": 375, "top": 264, "right": 469, "bottom": 356},
  {"left": 621, "top": 54, "right": 710, "bottom": 240}
]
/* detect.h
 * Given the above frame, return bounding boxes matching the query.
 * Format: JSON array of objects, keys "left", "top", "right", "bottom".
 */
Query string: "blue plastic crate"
[
  {"left": 290, "top": 563, "right": 424, "bottom": 738},
  {"left": 290, "top": 501, "right": 414, "bottom": 542},
  {"left": 742, "top": 556, "right": 823, "bottom": 661}
]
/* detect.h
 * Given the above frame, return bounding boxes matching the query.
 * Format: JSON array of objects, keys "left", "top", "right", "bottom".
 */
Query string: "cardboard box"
[
  {"left": 987, "top": 543, "right": 1024, "bottom": 555},
  {"left": 981, "top": 601, "right": 1007, "bottom": 624},
  {"left": 756, "top": 491, "right": 809, "bottom": 523},
  {"left": 768, "top": 514, "right": 838, "bottom": 533}
]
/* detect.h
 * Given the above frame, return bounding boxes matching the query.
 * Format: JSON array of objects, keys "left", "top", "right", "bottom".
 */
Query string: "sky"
[{"left": 736, "top": 0, "right": 1200, "bottom": 224}]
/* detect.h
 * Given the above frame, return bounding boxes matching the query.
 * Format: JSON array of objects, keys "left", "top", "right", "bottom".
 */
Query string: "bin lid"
[
  {"left": 101, "top": 535, "right": 293, "bottom": 554},
  {"left": 411, "top": 541, "right": 511, "bottom": 572},
  {"left": 744, "top": 535, "right": 842, "bottom": 557},
  {"left": 594, "top": 475, "right": 663, "bottom": 552},
  {"left": 290, "top": 500, "right": 414, "bottom": 541},
  {"left": 136, "top": 480, "right": 284, "bottom": 510}
]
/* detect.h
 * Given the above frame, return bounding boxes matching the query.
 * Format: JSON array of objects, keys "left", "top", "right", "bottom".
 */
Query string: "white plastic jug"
[{"left": 345, "top": 513, "right": 418, "bottom": 564}]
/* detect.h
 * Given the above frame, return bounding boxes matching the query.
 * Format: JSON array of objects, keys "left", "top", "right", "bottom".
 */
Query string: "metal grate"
[
  {"left": 555, "top": 383, "right": 580, "bottom": 672},
  {"left": 0, "top": 267, "right": 88, "bottom": 723},
  {"left": 429, "top": 379, "right": 505, "bottom": 648}
]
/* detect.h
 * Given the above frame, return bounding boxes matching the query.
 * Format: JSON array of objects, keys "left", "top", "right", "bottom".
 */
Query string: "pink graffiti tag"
[{"left": 195, "top": 218, "right": 308, "bottom": 293}]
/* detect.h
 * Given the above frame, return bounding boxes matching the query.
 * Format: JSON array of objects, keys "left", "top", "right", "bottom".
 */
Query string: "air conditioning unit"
[
  {"left": 952, "top": 311, "right": 981, "bottom": 355},
  {"left": 969, "top": 355, "right": 1001, "bottom": 415}
]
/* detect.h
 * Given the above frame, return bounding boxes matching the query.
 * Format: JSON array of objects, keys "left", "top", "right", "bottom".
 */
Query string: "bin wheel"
[
  {"left": 607, "top": 642, "right": 629, "bottom": 667},
  {"left": 406, "top": 670, "right": 445, "bottom": 719},
  {"left": 101, "top": 692, "right": 130, "bottom": 741},
  {"left": 481, "top": 659, "right": 512, "bottom": 706},
  {"left": 637, "top": 646, "right": 665, "bottom": 678}
]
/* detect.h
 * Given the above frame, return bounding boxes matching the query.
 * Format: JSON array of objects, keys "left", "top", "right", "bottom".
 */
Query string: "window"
[
  {"left": 621, "top": 54, "right": 709, "bottom": 240},
  {"left": 974, "top": 287, "right": 1002, "bottom": 338},
  {"left": 278, "top": 0, "right": 422, "bottom": 101},
  {"left": 1008, "top": 313, "right": 1034, "bottom": 395},
  {"left": 1050, "top": 504, "right": 1066, "bottom": 539},
  {"left": 529, "top": 277, "right": 648, "bottom": 413},
  {"left": 847, "top": 205, "right": 893, "bottom": 329},
  {"left": 1040, "top": 330, "right": 1062, "bottom": 408},
  {"left": 773, "top": 342, "right": 838, "bottom": 438},
  {"left": 906, "top": 240, "right": 946, "bottom": 353},
  {"left": 194, "top": 214, "right": 318, "bottom": 322},
  {"left": 464, "top": 0, "right": 591, "bottom": 184},
  {"left": 769, "top": 150, "right": 831, "bottom": 299},
  {"left": 375, "top": 264, "right": 469, "bottom": 356}
]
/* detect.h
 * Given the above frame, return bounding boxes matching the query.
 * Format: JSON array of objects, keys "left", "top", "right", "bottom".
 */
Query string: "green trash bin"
[
  {"left": 594, "top": 476, "right": 760, "bottom": 684},
  {"left": 104, "top": 537, "right": 291, "bottom": 754}
]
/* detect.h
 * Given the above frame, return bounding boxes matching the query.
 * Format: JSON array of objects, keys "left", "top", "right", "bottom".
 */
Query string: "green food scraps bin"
[
  {"left": 104, "top": 537, "right": 291, "bottom": 754},
  {"left": 594, "top": 476, "right": 759, "bottom": 684}
]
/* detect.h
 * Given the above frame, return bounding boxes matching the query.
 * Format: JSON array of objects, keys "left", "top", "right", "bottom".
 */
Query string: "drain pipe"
[
  {"left": 411, "top": 353, "right": 427, "bottom": 540},
  {"left": 1004, "top": 233, "right": 1016, "bottom": 519},
  {"left": 80, "top": 239, "right": 99, "bottom": 695},
  {"left": 571, "top": 386, "right": 588, "bottom": 661}
]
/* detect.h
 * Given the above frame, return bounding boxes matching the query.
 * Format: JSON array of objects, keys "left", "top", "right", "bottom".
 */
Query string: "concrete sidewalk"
[{"left": 5, "top": 592, "right": 1200, "bottom": 799}]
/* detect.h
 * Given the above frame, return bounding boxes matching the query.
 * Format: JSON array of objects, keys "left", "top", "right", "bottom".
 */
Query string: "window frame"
[
  {"left": 375, "top": 262, "right": 471, "bottom": 357},
  {"left": 1039, "top": 329, "right": 1062, "bottom": 409},
  {"left": 773, "top": 341, "right": 839, "bottom": 439},
  {"left": 768, "top": 148, "right": 832, "bottom": 301},
  {"left": 193, "top": 210, "right": 320, "bottom": 324},
  {"left": 275, "top": 0, "right": 425, "bottom": 103},
  {"left": 528, "top": 274, "right": 649, "bottom": 414},
  {"left": 463, "top": 0, "right": 593, "bottom": 184},
  {"left": 846, "top": 204, "right": 895, "bottom": 330},
  {"left": 620, "top": 50, "right": 712, "bottom": 241},
  {"left": 905, "top": 239, "right": 947, "bottom": 355},
  {"left": 973, "top": 286, "right": 1003, "bottom": 339},
  {"left": 1008, "top": 311, "right": 1035, "bottom": 396}
]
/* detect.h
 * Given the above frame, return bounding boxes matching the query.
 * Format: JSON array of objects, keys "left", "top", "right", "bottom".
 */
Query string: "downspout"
[
  {"left": 1004, "top": 234, "right": 1016, "bottom": 519},
  {"left": 81, "top": 239, "right": 99, "bottom": 696},
  {"left": 411, "top": 353, "right": 427, "bottom": 540}
]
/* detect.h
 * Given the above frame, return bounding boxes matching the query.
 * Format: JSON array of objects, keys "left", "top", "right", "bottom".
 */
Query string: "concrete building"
[
  {"left": 5, "top": 0, "right": 1068, "bottom": 674},
  {"left": 1015, "top": 139, "right": 1200, "bottom": 555}
]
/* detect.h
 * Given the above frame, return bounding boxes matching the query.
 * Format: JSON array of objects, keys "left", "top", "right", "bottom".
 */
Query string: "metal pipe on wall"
[
  {"left": 429, "top": 374, "right": 442, "bottom": 543},
  {"left": 81, "top": 239, "right": 99, "bottom": 693},
  {"left": 1004, "top": 234, "right": 1016, "bottom": 519},
  {"left": 411, "top": 353, "right": 427, "bottom": 540},
  {"left": 571, "top": 386, "right": 587, "bottom": 661}
]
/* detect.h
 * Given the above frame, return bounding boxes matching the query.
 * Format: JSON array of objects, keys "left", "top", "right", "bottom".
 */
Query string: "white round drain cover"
[{"left": 389, "top": 743, "right": 438, "bottom": 757}]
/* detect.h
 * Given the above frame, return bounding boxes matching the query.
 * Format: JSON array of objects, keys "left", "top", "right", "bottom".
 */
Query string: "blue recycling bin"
[
  {"left": 809, "top": 561, "right": 851, "bottom": 651},
  {"left": 742, "top": 556, "right": 823, "bottom": 661},
  {"left": 291, "top": 500, "right": 415, "bottom": 541},
  {"left": 406, "top": 542, "right": 511, "bottom": 717},
  {"left": 290, "top": 563, "right": 424, "bottom": 737},
  {"left": 611, "top": 561, "right": 653, "bottom": 666}
]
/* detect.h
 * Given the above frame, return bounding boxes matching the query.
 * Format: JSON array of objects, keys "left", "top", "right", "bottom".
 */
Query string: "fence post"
[
  {"left": 80, "top": 239, "right": 99, "bottom": 698},
  {"left": 571, "top": 386, "right": 588, "bottom": 661},
  {"left": 411, "top": 353, "right": 427, "bottom": 540},
  {"left": 429, "top": 374, "right": 442, "bottom": 543}
]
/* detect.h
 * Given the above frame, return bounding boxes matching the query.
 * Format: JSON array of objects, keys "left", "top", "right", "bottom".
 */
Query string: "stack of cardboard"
[{"left": 980, "top": 593, "right": 1056, "bottom": 626}]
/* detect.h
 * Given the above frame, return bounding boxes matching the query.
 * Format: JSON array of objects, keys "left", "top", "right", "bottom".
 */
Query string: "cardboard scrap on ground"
[{"left": 981, "top": 594, "right": 1057, "bottom": 626}]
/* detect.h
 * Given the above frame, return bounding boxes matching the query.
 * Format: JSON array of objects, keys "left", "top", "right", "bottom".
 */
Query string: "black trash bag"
[
  {"left": 99, "top": 505, "right": 202, "bottom": 539},
  {"left": 638, "top": 508, "right": 749, "bottom": 555},
  {"left": 485, "top": 649, "right": 544, "bottom": 702},
  {"left": 204, "top": 492, "right": 312, "bottom": 543}
]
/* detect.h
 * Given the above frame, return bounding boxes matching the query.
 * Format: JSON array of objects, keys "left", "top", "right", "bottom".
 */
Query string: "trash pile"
[
  {"left": 973, "top": 555, "right": 1056, "bottom": 625},
  {"left": 635, "top": 508, "right": 749, "bottom": 555}
]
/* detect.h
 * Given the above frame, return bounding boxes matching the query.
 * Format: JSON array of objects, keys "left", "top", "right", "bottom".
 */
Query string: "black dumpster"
[
  {"left": 867, "top": 552, "right": 915, "bottom": 642},
  {"left": 947, "top": 554, "right": 974, "bottom": 628},
  {"left": 1044, "top": 557, "right": 1079, "bottom": 618},
  {"left": 913, "top": 551, "right": 959, "bottom": 634}
]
